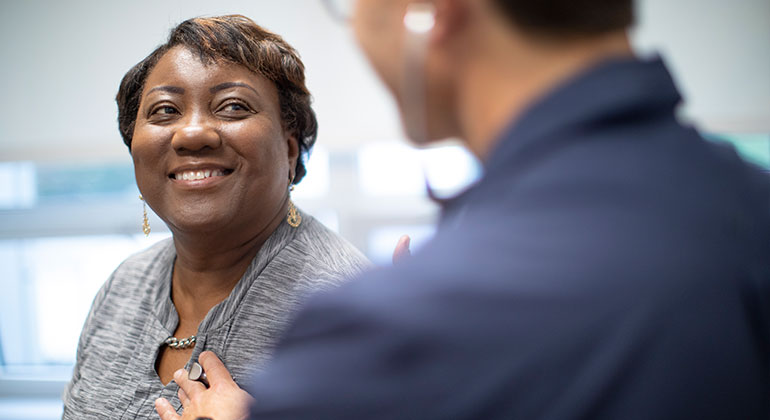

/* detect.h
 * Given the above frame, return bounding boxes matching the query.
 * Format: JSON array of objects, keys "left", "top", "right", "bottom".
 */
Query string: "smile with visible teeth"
[{"left": 171, "top": 169, "right": 232, "bottom": 181}]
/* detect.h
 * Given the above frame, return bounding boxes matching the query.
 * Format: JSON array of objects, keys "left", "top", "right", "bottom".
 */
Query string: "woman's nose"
[{"left": 171, "top": 123, "right": 222, "bottom": 153}]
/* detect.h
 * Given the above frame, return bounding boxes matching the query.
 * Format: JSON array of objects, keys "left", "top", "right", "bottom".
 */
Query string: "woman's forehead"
[
  {"left": 147, "top": 47, "right": 253, "bottom": 84},
  {"left": 143, "top": 46, "right": 277, "bottom": 100}
]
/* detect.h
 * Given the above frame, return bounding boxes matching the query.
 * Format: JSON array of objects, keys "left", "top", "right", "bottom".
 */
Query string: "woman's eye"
[
  {"left": 219, "top": 101, "right": 254, "bottom": 114},
  {"left": 150, "top": 106, "right": 179, "bottom": 116}
]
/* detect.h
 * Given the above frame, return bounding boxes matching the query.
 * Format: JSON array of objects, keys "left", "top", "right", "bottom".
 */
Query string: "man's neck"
[{"left": 455, "top": 28, "right": 633, "bottom": 161}]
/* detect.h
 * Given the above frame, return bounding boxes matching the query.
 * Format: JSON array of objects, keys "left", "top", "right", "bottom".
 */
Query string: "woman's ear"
[{"left": 286, "top": 135, "right": 300, "bottom": 177}]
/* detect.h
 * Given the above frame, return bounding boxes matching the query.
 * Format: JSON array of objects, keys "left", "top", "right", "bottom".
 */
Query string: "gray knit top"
[{"left": 62, "top": 212, "right": 370, "bottom": 419}]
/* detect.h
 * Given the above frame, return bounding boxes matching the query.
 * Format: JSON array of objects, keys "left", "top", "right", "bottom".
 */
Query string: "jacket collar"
[
  {"left": 440, "top": 55, "right": 681, "bottom": 217},
  {"left": 485, "top": 55, "right": 680, "bottom": 177}
]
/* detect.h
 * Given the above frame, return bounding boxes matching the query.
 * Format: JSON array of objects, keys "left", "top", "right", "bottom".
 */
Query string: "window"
[
  {"left": 707, "top": 133, "right": 770, "bottom": 169},
  {"left": 0, "top": 161, "right": 170, "bottom": 374},
  {"left": 357, "top": 141, "right": 481, "bottom": 197}
]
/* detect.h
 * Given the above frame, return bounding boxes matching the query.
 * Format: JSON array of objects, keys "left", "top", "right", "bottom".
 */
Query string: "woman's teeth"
[{"left": 176, "top": 169, "right": 227, "bottom": 181}]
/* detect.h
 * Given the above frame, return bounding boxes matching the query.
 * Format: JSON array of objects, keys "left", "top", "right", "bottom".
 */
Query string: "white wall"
[{"left": 631, "top": 0, "right": 770, "bottom": 132}]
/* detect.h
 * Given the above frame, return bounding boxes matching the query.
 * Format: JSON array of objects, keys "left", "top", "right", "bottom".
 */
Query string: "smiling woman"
[
  {"left": 132, "top": 47, "right": 293, "bottom": 239},
  {"left": 61, "top": 15, "right": 370, "bottom": 419}
]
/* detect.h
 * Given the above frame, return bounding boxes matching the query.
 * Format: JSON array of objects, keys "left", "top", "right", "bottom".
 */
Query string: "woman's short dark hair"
[
  {"left": 116, "top": 14, "right": 317, "bottom": 184},
  {"left": 492, "top": 0, "right": 634, "bottom": 37}
]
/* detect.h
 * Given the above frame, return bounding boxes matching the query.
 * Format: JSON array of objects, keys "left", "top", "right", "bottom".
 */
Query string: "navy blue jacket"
[{"left": 249, "top": 57, "right": 770, "bottom": 419}]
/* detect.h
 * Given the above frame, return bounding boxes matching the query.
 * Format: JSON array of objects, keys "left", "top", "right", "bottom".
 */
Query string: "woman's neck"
[{"left": 169, "top": 204, "right": 286, "bottom": 322}]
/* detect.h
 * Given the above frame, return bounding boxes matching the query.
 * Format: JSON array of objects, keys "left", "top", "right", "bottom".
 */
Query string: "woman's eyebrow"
[
  {"left": 146, "top": 85, "right": 185, "bottom": 95},
  {"left": 210, "top": 82, "right": 260, "bottom": 97}
]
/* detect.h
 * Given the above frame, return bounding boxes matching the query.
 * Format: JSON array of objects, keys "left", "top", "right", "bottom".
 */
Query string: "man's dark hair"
[
  {"left": 116, "top": 14, "right": 317, "bottom": 184},
  {"left": 491, "top": 0, "right": 634, "bottom": 37}
]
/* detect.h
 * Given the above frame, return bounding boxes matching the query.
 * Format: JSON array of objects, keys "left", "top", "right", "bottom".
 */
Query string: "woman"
[{"left": 62, "top": 15, "right": 369, "bottom": 419}]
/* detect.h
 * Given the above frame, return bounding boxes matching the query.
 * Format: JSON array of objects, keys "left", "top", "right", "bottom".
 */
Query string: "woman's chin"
[{"left": 164, "top": 213, "right": 234, "bottom": 237}]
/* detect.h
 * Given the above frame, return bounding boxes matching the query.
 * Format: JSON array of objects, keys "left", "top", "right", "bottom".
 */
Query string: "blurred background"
[{"left": 0, "top": 0, "right": 768, "bottom": 418}]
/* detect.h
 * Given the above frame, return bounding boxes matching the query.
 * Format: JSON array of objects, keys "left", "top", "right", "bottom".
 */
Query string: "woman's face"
[{"left": 132, "top": 46, "right": 298, "bottom": 236}]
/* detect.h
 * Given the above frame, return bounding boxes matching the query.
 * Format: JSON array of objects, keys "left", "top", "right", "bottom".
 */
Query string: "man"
[{"left": 158, "top": 0, "right": 770, "bottom": 418}]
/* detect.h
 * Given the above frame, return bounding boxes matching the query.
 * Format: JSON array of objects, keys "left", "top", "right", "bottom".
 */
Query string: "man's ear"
[{"left": 431, "top": 0, "right": 468, "bottom": 45}]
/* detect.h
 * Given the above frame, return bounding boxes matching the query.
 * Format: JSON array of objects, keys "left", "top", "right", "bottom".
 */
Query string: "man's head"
[
  {"left": 351, "top": 0, "right": 634, "bottom": 155},
  {"left": 490, "top": 0, "right": 633, "bottom": 37}
]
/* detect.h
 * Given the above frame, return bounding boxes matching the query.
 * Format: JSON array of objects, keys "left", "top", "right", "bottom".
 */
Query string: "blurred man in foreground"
[{"left": 159, "top": 0, "right": 770, "bottom": 418}]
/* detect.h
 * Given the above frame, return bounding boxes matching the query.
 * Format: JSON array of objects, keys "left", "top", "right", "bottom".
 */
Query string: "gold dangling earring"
[
  {"left": 287, "top": 200, "right": 301, "bottom": 228},
  {"left": 287, "top": 174, "right": 301, "bottom": 228},
  {"left": 139, "top": 195, "right": 151, "bottom": 236}
]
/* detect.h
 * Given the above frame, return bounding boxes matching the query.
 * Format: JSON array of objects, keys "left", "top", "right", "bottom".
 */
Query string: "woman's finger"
[
  {"left": 174, "top": 368, "right": 206, "bottom": 400},
  {"left": 177, "top": 386, "right": 190, "bottom": 408},
  {"left": 198, "top": 351, "right": 236, "bottom": 387},
  {"left": 154, "top": 397, "right": 181, "bottom": 420}
]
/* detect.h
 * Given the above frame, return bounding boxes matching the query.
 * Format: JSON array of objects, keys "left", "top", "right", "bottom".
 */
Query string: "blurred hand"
[
  {"left": 155, "top": 351, "right": 254, "bottom": 420},
  {"left": 392, "top": 234, "right": 412, "bottom": 265}
]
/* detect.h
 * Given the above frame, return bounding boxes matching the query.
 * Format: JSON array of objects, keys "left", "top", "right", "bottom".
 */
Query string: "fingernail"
[{"left": 174, "top": 369, "right": 184, "bottom": 379}]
